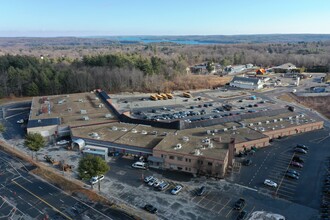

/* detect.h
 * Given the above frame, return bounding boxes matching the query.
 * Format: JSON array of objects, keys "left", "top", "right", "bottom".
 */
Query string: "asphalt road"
[{"left": 0, "top": 149, "right": 135, "bottom": 220}]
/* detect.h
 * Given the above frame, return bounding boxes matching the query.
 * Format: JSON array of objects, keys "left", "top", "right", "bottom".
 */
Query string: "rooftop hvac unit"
[
  {"left": 295, "top": 115, "right": 299, "bottom": 118},
  {"left": 272, "top": 127, "right": 275, "bottom": 130},
  {"left": 174, "top": 143, "right": 182, "bottom": 150},
  {"left": 151, "top": 131, "right": 158, "bottom": 135},
  {"left": 249, "top": 123, "right": 254, "bottom": 126},
  {"left": 288, "top": 116, "right": 293, "bottom": 120},
  {"left": 82, "top": 116, "right": 89, "bottom": 121},
  {"left": 90, "top": 132, "right": 100, "bottom": 139},
  {"left": 273, "top": 119, "right": 277, "bottom": 122},
  {"left": 105, "top": 114, "right": 112, "bottom": 118},
  {"left": 112, "top": 126, "right": 118, "bottom": 131},
  {"left": 223, "top": 128, "right": 228, "bottom": 131},
  {"left": 141, "top": 130, "right": 147, "bottom": 135},
  {"left": 95, "top": 97, "right": 99, "bottom": 100},
  {"left": 67, "top": 107, "right": 72, "bottom": 112},
  {"left": 259, "top": 127, "right": 265, "bottom": 132},
  {"left": 98, "top": 104, "right": 104, "bottom": 108},
  {"left": 232, "top": 126, "right": 237, "bottom": 130},
  {"left": 162, "top": 132, "right": 168, "bottom": 136},
  {"left": 66, "top": 95, "right": 70, "bottom": 97},
  {"left": 300, "top": 114, "right": 305, "bottom": 118},
  {"left": 80, "top": 109, "right": 87, "bottom": 114},
  {"left": 266, "top": 121, "right": 270, "bottom": 124},
  {"left": 258, "top": 122, "right": 262, "bottom": 125},
  {"left": 121, "top": 128, "right": 128, "bottom": 132},
  {"left": 193, "top": 149, "right": 202, "bottom": 155},
  {"left": 131, "top": 129, "right": 137, "bottom": 133},
  {"left": 279, "top": 118, "right": 283, "bottom": 121},
  {"left": 241, "top": 123, "right": 246, "bottom": 128},
  {"left": 202, "top": 138, "right": 210, "bottom": 144},
  {"left": 182, "top": 136, "right": 189, "bottom": 142},
  {"left": 213, "top": 129, "right": 218, "bottom": 133},
  {"left": 78, "top": 99, "right": 84, "bottom": 102},
  {"left": 206, "top": 130, "right": 211, "bottom": 135}
]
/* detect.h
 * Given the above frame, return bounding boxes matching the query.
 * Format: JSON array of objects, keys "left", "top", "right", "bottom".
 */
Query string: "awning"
[{"left": 148, "top": 156, "right": 164, "bottom": 163}]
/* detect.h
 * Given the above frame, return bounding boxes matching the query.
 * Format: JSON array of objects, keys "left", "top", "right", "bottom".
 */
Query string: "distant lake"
[{"left": 99, "top": 36, "right": 215, "bottom": 45}]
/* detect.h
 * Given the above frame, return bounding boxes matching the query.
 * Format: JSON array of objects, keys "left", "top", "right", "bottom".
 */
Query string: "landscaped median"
[{"left": 0, "top": 139, "right": 156, "bottom": 220}]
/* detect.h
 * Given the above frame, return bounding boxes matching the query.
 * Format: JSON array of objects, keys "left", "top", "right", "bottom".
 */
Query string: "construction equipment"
[
  {"left": 150, "top": 94, "right": 158, "bottom": 101},
  {"left": 183, "top": 92, "right": 192, "bottom": 98},
  {"left": 44, "top": 155, "right": 60, "bottom": 165},
  {"left": 161, "top": 93, "right": 168, "bottom": 100},
  {"left": 166, "top": 93, "right": 174, "bottom": 99},
  {"left": 156, "top": 94, "right": 163, "bottom": 100}
]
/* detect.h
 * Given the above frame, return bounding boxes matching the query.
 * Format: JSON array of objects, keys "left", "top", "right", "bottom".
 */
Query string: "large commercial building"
[{"left": 27, "top": 89, "right": 324, "bottom": 178}]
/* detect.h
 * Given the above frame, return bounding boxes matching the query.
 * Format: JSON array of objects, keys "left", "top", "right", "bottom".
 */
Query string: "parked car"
[
  {"left": 243, "top": 159, "right": 252, "bottom": 166},
  {"left": 132, "top": 161, "right": 147, "bottom": 169},
  {"left": 294, "top": 148, "right": 307, "bottom": 154},
  {"left": 153, "top": 179, "right": 164, "bottom": 188},
  {"left": 234, "top": 198, "right": 246, "bottom": 210},
  {"left": 286, "top": 169, "right": 300, "bottom": 176},
  {"left": 144, "top": 204, "right": 158, "bottom": 214},
  {"left": 236, "top": 210, "right": 247, "bottom": 220},
  {"left": 171, "top": 185, "right": 183, "bottom": 195},
  {"left": 264, "top": 179, "right": 277, "bottom": 188},
  {"left": 144, "top": 176, "right": 154, "bottom": 183},
  {"left": 16, "top": 119, "right": 24, "bottom": 124},
  {"left": 296, "top": 144, "right": 309, "bottom": 151},
  {"left": 290, "top": 161, "right": 303, "bottom": 168},
  {"left": 285, "top": 172, "right": 299, "bottom": 180},
  {"left": 197, "top": 186, "right": 206, "bottom": 196},
  {"left": 148, "top": 178, "right": 158, "bottom": 186},
  {"left": 292, "top": 156, "right": 304, "bottom": 163},
  {"left": 56, "top": 140, "right": 70, "bottom": 145},
  {"left": 157, "top": 182, "right": 169, "bottom": 191},
  {"left": 90, "top": 175, "right": 104, "bottom": 185}
]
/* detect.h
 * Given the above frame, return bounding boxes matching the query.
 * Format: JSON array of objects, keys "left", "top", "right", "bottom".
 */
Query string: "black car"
[
  {"left": 285, "top": 172, "right": 299, "bottom": 180},
  {"left": 296, "top": 144, "right": 309, "bottom": 151},
  {"left": 292, "top": 156, "right": 304, "bottom": 163},
  {"left": 197, "top": 186, "right": 206, "bottom": 196},
  {"left": 234, "top": 198, "right": 246, "bottom": 210},
  {"left": 236, "top": 210, "right": 247, "bottom": 220},
  {"left": 287, "top": 169, "right": 300, "bottom": 176},
  {"left": 243, "top": 159, "right": 252, "bottom": 166},
  {"left": 144, "top": 204, "right": 158, "bottom": 214}
]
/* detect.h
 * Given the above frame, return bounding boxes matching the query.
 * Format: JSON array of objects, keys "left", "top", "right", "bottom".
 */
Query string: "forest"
[{"left": 0, "top": 37, "right": 329, "bottom": 98}]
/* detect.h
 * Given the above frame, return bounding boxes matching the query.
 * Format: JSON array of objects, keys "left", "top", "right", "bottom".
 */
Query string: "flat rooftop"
[
  {"left": 71, "top": 122, "right": 174, "bottom": 149},
  {"left": 30, "top": 92, "right": 117, "bottom": 127}
]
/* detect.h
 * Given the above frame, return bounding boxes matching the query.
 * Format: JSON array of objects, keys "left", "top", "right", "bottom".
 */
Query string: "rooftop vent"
[
  {"left": 258, "top": 122, "right": 262, "bottom": 125},
  {"left": 232, "top": 126, "right": 237, "bottom": 130},
  {"left": 98, "top": 104, "right": 104, "bottom": 108},
  {"left": 223, "top": 128, "right": 228, "bottom": 131},
  {"left": 78, "top": 99, "right": 84, "bottom": 102},
  {"left": 213, "top": 129, "right": 218, "bottom": 133},
  {"left": 89, "top": 132, "right": 100, "bottom": 139},
  {"left": 121, "top": 128, "right": 128, "bottom": 132},
  {"left": 131, "top": 129, "right": 137, "bottom": 133},
  {"left": 182, "top": 136, "right": 189, "bottom": 142},
  {"left": 58, "top": 99, "right": 65, "bottom": 104},
  {"left": 95, "top": 97, "right": 99, "bottom": 101},
  {"left": 66, "top": 95, "right": 70, "bottom": 97},
  {"left": 273, "top": 119, "right": 277, "bottom": 122},
  {"left": 67, "top": 107, "right": 72, "bottom": 112},
  {"left": 82, "top": 116, "right": 89, "bottom": 121},
  {"left": 80, "top": 110, "right": 87, "bottom": 114},
  {"left": 249, "top": 123, "right": 254, "bottom": 126},
  {"left": 193, "top": 149, "right": 202, "bottom": 156},
  {"left": 162, "top": 132, "right": 168, "bottom": 136},
  {"left": 288, "top": 116, "right": 293, "bottom": 120},
  {"left": 266, "top": 121, "right": 270, "bottom": 124},
  {"left": 105, "top": 114, "right": 112, "bottom": 118},
  {"left": 295, "top": 115, "right": 299, "bottom": 119},
  {"left": 272, "top": 127, "right": 275, "bottom": 130},
  {"left": 141, "top": 130, "right": 147, "bottom": 135},
  {"left": 206, "top": 130, "right": 211, "bottom": 135},
  {"left": 112, "top": 126, "right": 118, "bottom": 131},
  {"left": 151, "top": 131, "right": 158, "bottom": 135},
  {"left": 279, "top": 118, "right": 283, "bottom": 121},
  {"left": 174, "top": 143, "right": 182, "bottom": 150}
]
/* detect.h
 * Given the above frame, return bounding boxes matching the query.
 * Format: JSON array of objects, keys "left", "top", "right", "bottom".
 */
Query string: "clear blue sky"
[{"left": 0, "top": 0, "right": 329, "bottom": 37}]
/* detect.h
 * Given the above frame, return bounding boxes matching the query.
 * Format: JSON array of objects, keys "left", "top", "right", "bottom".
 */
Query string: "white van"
[{"left": 132, "top": 161, "right": 147, "bottom": 169}]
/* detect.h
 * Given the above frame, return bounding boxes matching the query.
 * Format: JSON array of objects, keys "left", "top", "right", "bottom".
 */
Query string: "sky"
[{"left": 0, "top": 0, "right": 329, "bottom": 37}]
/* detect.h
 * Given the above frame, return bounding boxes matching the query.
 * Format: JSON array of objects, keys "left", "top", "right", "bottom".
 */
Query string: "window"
[
  {"left": 169, "top": 155, "right": 174, "bottom": 160},
  {"left": 189, "top": 159, "right": 191, "bottom": 162},
  {"left": 208, "top": 162, "right": 213, "bottom": 166},
  {"left": 177, "top": 156, "right": 183, "bottom": 161},
  {"left": 185, "top": 158, "right": 188, "bottom": 162},
  {"left": 198, "top": 160, "right": 203, "bottom": 165}
]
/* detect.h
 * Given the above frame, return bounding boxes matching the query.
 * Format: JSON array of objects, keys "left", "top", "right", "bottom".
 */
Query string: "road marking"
[
  {"left": 49, "top": 193, "right": 53, "bottom": 196},
  {"left": 27, "top": 202, "right": 33, "bottom": 206},
  {"left": 12, "top": 180, "right": 73, "bottom": 220},
  {"left": 60, "top": 199, "right": 64, "bottom": 203},
  {"left": 18, "top": 196, "right": 23, "bottom": 200},
  {"left": 234, "top": 183, "right": 258, "bottom": 192},
  {"left": 38, "top": 186, "right": 43, "bottom": 190}
]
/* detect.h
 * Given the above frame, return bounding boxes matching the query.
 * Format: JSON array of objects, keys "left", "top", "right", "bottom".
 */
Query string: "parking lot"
[{"left": 231, "top": 127, "right": 330, "bottom": 210}]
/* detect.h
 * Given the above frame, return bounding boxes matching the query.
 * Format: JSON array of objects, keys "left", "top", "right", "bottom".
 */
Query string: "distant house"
[
  {"left": 190, "top": 63, "right": 207, "bottom": 74},
  {"left": 230, "top": 76, "right": 263, "bottom": 90},
  {"left": 272, "top": 63, "right": 297, "bottom": 73},
  {"left": 224, "top": 64, "right": 254, "bottom": 75}
]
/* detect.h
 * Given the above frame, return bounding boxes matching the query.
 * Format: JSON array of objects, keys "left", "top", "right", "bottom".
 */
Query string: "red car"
[{"left": 290, "top": 161, "right": 303, "bottom": 168}]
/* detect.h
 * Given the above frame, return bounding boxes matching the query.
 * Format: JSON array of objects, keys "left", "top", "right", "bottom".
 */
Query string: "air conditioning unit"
[
  {"left": 279, "top": 118, "right": 283, "bottom": 121},
  {"left": 273, "top": 119, "right": 277, "bottom": 122},
  {"left": 141, "top": 130, "right": 147, "bottom": 135},
  {"left": 112, "top": 126, "right": 118, "bottom": 131},
  {"left": 223, "top": 128, "right": 228, "bottom": 131},
  {"left": 249, "top": 123, "right": 254, "bottom": 126},
  {"left": 266, "top": 121, "right": 270, "bottom": 124},
  {"left": 174, "top": 143, "right": 182, "bottom": 150},
  {"left": 131, "top": 129, "right": 137, "bottom": 133},
  {"left": 232, "top": 126, "right": 237, "bottom": 130},
  {"left": 121, "top": 128, "right": 128, "bottom": 132},
  {"left": 182, "top": 136, "right": 189, "bottom": 142},
  {"left": 288, "top": 116, "right": 293, "bottom": 120}
]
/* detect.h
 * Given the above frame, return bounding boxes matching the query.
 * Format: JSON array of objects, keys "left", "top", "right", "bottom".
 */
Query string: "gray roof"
[
  {"left": 231, "top": 76, "right": 260, "bottom": 85},
  {"left": 27, "top": 118, "right": 61, "bottom": 128},
  {"left": 273, "top": 63, "right": 296, "bottom": 70}
]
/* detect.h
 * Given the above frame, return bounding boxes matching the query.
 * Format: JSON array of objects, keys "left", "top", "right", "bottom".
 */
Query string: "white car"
[
  {"left": 153, "top": 179, "right": 164, "bottom": 187},
  {"left": 90, "top": 175, "right": 105, "bottom": 185},
  {"left": 144, "top": 176, "right": 154, "bottom": 183},
  {"left": 148, "top": 178, "right": 158, "bottom": 186},
  {"left": 171, "top": 185, "right": 183, "bottom": 195},
  {"left": 17, "top": 119, "right": 24, "bottom": 124},
  {"left": 56, "top": 140, "right": 70, "bottom": 145},
  {"left": 264, "top": 179, "right": 277, "bottom": 188}
]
